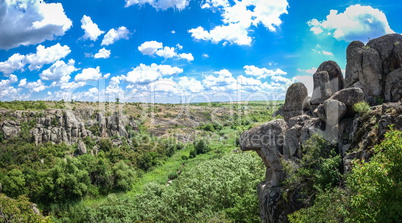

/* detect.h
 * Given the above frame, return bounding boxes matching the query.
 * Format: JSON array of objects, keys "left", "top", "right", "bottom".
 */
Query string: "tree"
[
  {"left": 112, "top": 161, "right": 136, "bottom": 192},
  {"left": 42, "top": 157, "right": 91, "bottom": 203},
  {"left": 0, "top": 194, "right": 46, "bottom": 223},
  {"left": 1, "top": 169, "right": 27, "bottom": 198}
]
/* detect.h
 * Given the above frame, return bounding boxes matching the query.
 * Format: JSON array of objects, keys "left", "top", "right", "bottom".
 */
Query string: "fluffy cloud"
[
  {"left": 138, "top": 41, "right": 163, "bottom": 56},
  {"left": 18, "top": 78, "right": 46, "bottom": 92},
  {"left": 156, "top": 47, "right": 177, "bottom": 59},
  {"left": 101, "top": 26, "right": 130, "bottom": 46},
  {"left": 179, "top": 53, "right": 194, "bottom": 62},
  {"left": 203, "top": 69, "right": 238, "bottom": 92},
  {"left": 26, "top": 44, "right": 71, "bottom": 70},
  {"left": 74, "top": 66, "right": 103, "bottom": 81},
  {"left": 138, "top": 41, "right": 194, "bottom": 62},
  {"left": 0, "top": 75, "right": 20, "bottom": 100},
  {"left": 178, "top": 76, "right": 204, "bottom": 93},
  {"left": 124, "top": 63, "right": 183, "bottom": 84},
  {"left": 81, "top": 15, "right": 104, "bottom": 41},
  {"left": 0, "top": 54, "right": 26, "bottom": 76},
  {"left": 94, "top": 48, "right": 111, "bottom": 59},
  {"left": 40, "top": 59, "right": 77, "bottom": 81},
  {"left": 243, "top": 65, "right": 287, "bottom": 79},
  {"left": 189, "top": 0, "right": 289, "bottom": 45},
  {"left": 0, "top": 0, "right": 72, "bottom": 49},
  {"left": 0, "top": 43, "right": 71, "bottom": 76},
  {"left": 125, "top": 0, "right": 189, "bottom": 10},
  {"left": 308, "top": 4, "right": 394, "bottom": 42}
]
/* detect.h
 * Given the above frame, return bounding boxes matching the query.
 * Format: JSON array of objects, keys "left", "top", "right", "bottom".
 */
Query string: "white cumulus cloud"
[
  {"left": 0, "top": 54, "right": 27, "bottom": 76},
  {"left": 125, "top": 0, "right": 189, "bottom": 10},
  {"left": 178, "top": 76, "right": 204, "bottom": 93},
  {"left": 138, "top": 41, "right": 163, "bottom": 56},
  {"left": 124, "top": 63, "right": 183, "bottom": 84},
  {"left": 189, "top": 0, "right": 289, "bottom": 45},
  {"left": 101, "top": 26, "right": 130, "bottom": 46},
  {"left": 81, "top": 15, "right": 104, "bottom": 41},
  {"left": 0, "top": 43, "right": 71, "bottom": 75},
  {"left": 308, "top": 4, "right": 394, "bottom": 42},
  {"left": 74, "top": 66, "right": 103, "bottom": 82},
  {"left": 40, "top": 59, "right": 77, "bottom": 81},
  {"left": 94, "top": 48, "right": 111, "bottom": 59},
  {"left": 0, "top": 0, "right": 72, "bottom": 49},
  {"left": 139, "top": 41, "right": 194, "bottom": 62},
  {"left": 243, "top": 65, "right": 287, "bottom": 79},
  {"left": 19, "top": 78, "right": 46, "bottom": 92},
  {"left": 26, "top": 44, "right": 71, "bottom": 70}
]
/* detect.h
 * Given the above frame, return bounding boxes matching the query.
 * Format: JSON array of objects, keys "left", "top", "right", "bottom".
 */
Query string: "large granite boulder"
[
  {"left": 316, "top": 60, "right": 345, "bottom": 93},
  {"left": 311, "top": 71, "right": 332, "bottom": 105},
  {"left": 328, "top": 87, "right": 365, "bottom": 115},
  {"left": 345, "top": 41, "right": 365, "bottom": 87},
  {"left": 240, "top": 119, "right": 288, "bottom": 186},
  {"left": 317, "top": 99, "right": 347, "bottom": 126},
  {"left": 277, "top": 83, "right": 309, "bottom": 121},
  {"left": 385, "top": 68, "right": 402, "bottom": 102}
]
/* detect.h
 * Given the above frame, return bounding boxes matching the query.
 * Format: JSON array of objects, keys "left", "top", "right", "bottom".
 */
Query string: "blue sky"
[{"left": 0, "top": 0, "right": 401, "bottom": 103}]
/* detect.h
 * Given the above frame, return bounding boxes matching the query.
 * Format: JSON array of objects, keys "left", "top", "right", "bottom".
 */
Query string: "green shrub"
[
  {"left": 193, "top": 139, "right": 211, "bottom": 155},
  {"left": 353, "top": 101, "right": 370, "bottom": 115}
]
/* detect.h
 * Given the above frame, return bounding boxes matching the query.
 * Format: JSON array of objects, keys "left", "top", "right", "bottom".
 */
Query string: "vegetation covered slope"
[{"left": 0, "top": 100, "right": 281, "bottom": 222}]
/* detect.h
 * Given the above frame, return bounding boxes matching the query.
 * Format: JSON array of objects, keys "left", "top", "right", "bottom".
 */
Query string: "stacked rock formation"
[
  {"left": 240, "top": 34, "right": 402, "bottom": 222},
  {"left": 0, "top": 108, "right": 136, "bottom": 146}
]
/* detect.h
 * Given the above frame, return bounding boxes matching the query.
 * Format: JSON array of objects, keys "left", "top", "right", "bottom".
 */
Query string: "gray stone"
[
  {"left": 77, "top": 140, "right": 87, "bottom": 155},
  {"left": 311, "top": 71, "right": 332, "bottom": 105},
  {"left": 329, "top": 87, "right": 365, "bottom": 115},
  {"left": 240, "top": 119, "right": 288, "bottom": 186},
  {"left": 317, "top": 99, "right": 347, "bottom": 126},
  {"left": 345, "top": 41, "right": 365, "bottom": 87},
  {"left": 367, "top": 34, "right": 402, "bottom": 75},
  {"left": 361, "top": 47, "right": 382, "bottom": 103},
  {"left": 278, "top": 83, "right": 309, "bottom": 121},
  {"left": 385, "top": 68, "right": 402, "bottom": 102},
  {"left": 316, "top": 60, "right": 345, "bottom": 93}
]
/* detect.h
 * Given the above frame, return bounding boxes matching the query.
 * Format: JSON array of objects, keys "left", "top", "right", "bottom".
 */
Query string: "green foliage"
[
  {"left": 61, "top": 153, "right": 264, "bottom": 222},
  {"left": 112, "top": 161, "right": 136, "bottom": 192},
  {"left": 99, "top": 138, "right": 112, "bottom": 152},
  {"left": 353, "top": 101, "right": 371, "bottom": 115},
  {"left": 193, "top": 139, "right": 211, "bottom": 155},
  {"left": 0, "top": 194, "right": 47, "bottom": 223},
  {"left": 283, "top": 134, "right": 341, "bottom": 193},
  {"left": 1, "top": 169, "right": 27, "bottom": 198},
  {"left": 42, "top": 157, "right": 91, "bottom": 203},
  {"left": 347, "top": 128, "right": 402, "bottom": 222},
  {"left": 289, "top": 129, "right": 402, "bottom": 223}
]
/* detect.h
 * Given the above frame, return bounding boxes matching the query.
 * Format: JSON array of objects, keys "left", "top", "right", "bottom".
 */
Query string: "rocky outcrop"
[
  {"left": 345, "top": 34, "right": 402, "bottom": 104},
  {"left": 276, "top": 83, "right": 309, "bottom": 121},
  {"left": 0, "top": 109, "right": 137, "bottom": 146},
  {"left": 316, "top": 60, "right": 345, "bottom": 93},
  {"left": 242, "top": 34, "right": 402, "bottom": 223}
]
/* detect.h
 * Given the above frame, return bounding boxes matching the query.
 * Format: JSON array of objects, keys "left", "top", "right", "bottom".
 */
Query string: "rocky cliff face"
[
  {"left": 0, "top": 108, "right": 137, "bottom": 146},
  {"left": 240, "top": 34, "right": 402, "bottom": 222}
]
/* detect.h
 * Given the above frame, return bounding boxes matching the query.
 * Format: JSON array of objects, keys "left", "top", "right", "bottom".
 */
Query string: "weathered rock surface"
[
  {"left": 0, "top": 109, "right": 137, "bottom": 145},
  {"left": 276, "top": 83, "right": 309, "bottom": 121},
  {"left": 317, "top": 99, "right": 347, "bottom": 126},
  {"left": 316, "top": 60, "right": 345, "bottom": 93},
  {"left": 344, "top": 34, "right": 402, "bottom": 104},
  {"left": 246, "top": 34, "right": 402, "bottom": 223},
  {"left": 240, "top": 119, "right": 287, "bottom": 186},
  {"left": 311, "top": 71, "right": 332, "bottom": 105}
]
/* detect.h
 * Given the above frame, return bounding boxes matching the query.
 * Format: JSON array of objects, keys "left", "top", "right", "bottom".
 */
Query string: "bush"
[
  {"left": 193, "top": 139, "right": 211, "bottom": 155},
  {"left": 353, "top": 101, "right": 370, "bottom": 115}
]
